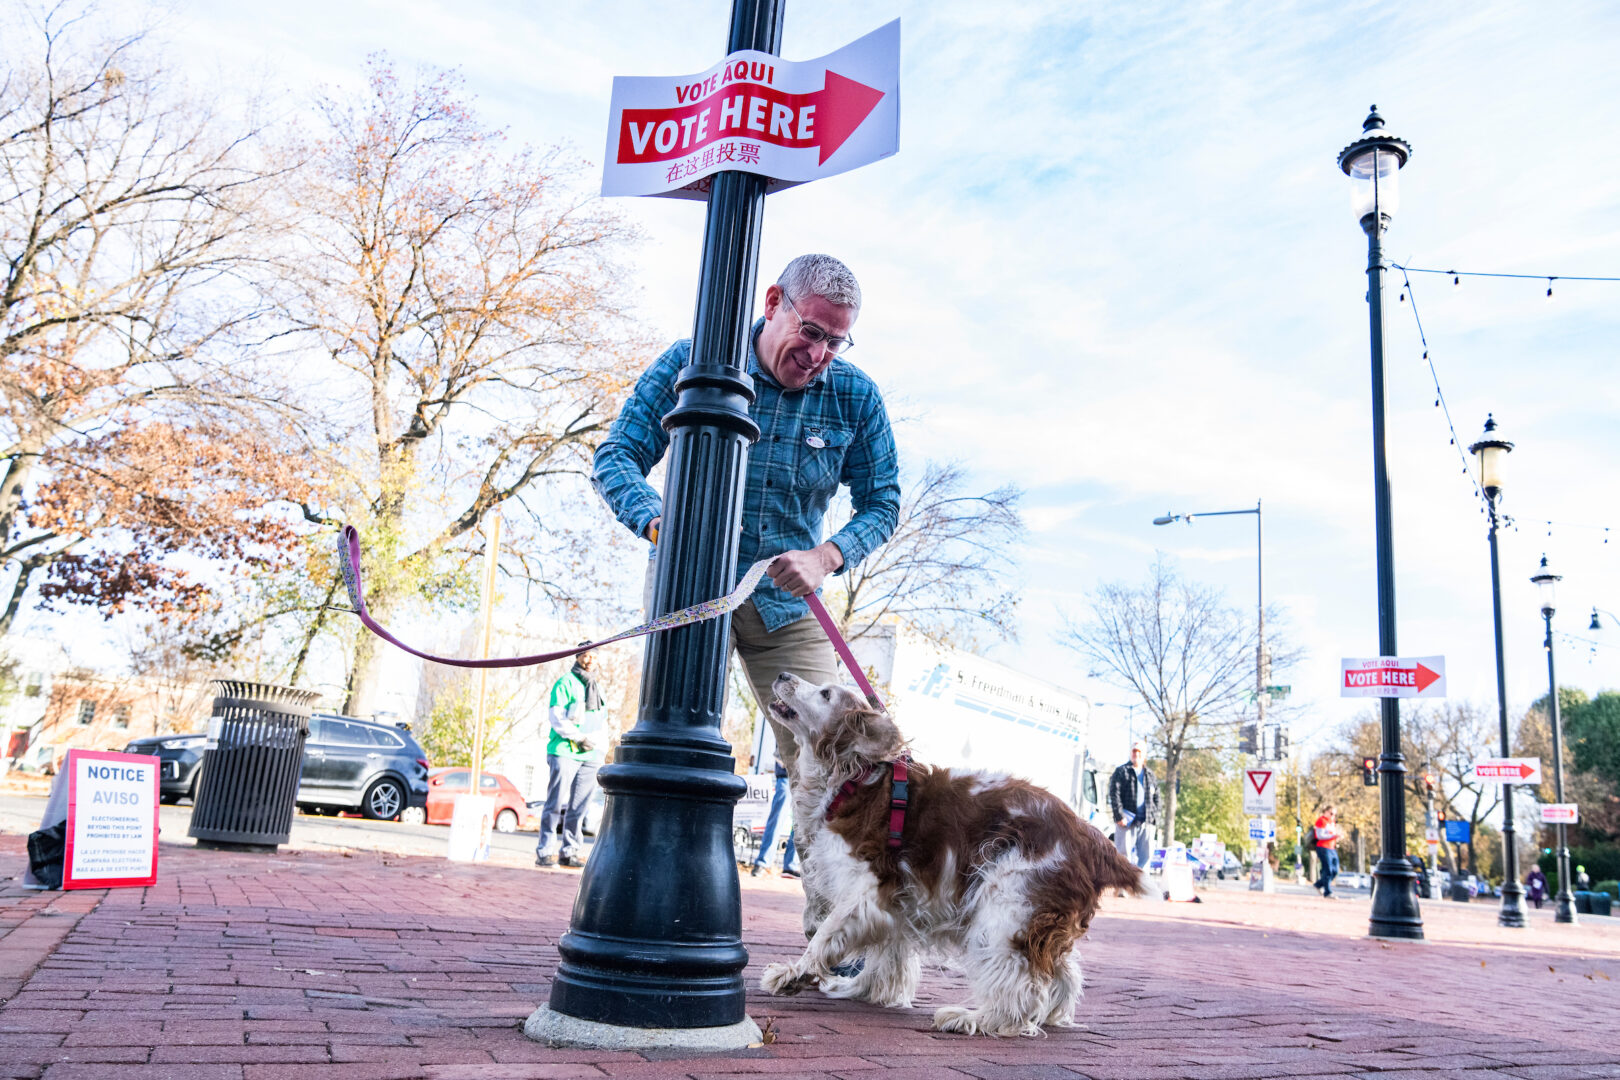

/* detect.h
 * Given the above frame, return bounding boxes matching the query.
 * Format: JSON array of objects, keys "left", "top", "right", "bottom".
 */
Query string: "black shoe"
[
  {"left": 559, "top": 855, "right": 586, "bottom": 869},
  {"left": 535, "top": 855, "right": 556, "bottom": 867},
  {"left": 750, "top": 864, "right": 763, "bottom": 877},
  {"left": 782, "top": 867, "right": 801, "bottom": 879}
]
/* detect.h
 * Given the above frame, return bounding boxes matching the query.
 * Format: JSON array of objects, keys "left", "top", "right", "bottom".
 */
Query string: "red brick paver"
[{"left": 2, "top": 833, "right": 1618, "bottom": 1080}]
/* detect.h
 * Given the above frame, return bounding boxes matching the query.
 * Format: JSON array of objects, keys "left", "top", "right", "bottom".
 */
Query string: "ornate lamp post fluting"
[
  {"left": 1338, "top": 106, "right": 1422, "bottom": 940},
  {"left": 1531, "top": 555, "right": 1577, "bottom": 924},
  {"left": 1468, "top": 414, "right": 1527, "bottom": 928}
]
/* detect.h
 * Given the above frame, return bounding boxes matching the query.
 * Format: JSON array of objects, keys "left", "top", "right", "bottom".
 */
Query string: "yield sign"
[
  {"left": 1242, "top": 768, "right": 1277, "bottom": 814},
  {"left": 602, "top": 19, "right": 900, "bottom": 199},
  {"left": 1340, "top": 655, "right": 1446, "bottom": 699},
  {"left": 1470, "top": 757, "right": 1543, "bottom": 785}
]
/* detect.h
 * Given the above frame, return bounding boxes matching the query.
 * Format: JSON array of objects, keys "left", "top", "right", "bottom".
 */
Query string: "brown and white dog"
[{"left": 761, "top": 673, "right": 1147, "bottom": 1037}]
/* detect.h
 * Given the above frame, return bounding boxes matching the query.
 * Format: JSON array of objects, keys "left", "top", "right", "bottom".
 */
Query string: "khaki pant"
[{"left": 729, "top": 599, "right": 838, "bottom": 768}]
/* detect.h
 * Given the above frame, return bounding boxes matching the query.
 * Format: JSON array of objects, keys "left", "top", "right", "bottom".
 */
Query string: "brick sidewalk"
[{"left": 2, "top": 833, "right": 1618, "bottom": 1080}]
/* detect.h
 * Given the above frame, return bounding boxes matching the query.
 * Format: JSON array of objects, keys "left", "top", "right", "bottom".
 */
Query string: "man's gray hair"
[{"left": 777, "top": 254, "right": 861, "bottom": 310}]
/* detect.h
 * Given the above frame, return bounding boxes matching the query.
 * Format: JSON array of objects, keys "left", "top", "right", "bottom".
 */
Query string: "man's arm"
[
  {"left": 1107, "top": 767, "right": 1124, "bottom": 823},
  {"left": 591, "top": 342, "right": 687, "bottom": 539},
  {"left": 823, "top": 390, "right": 900, "bottom": 576}
]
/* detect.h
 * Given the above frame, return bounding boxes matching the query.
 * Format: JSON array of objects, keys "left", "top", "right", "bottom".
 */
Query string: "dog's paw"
[
  {"left": 932, "top": 1005, "right": 981, "bottom": 1035},
  {"left": 817, "top": 972, "right": 859, "bottom": 998},
  {"left": 760, "top": 962, "right": 809, "bottom": 996}
]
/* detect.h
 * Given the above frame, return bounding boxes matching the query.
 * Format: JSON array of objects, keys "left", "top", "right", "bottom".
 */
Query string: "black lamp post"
[
  {"left": 1338, "top": 106, "right": 1422, "bottom": 940},
  {"left": 530, "top": 0, "right": 783, "bottom": 1045},
  {"left": 1469, "top": 414, "right": 1527, "bottom": 928},
  {"left": 1592, "top": 607, "right": 1619, "bottom": 632},
  {"left": 1531, "top": 555, "right": 1577, "bottom": 924}
]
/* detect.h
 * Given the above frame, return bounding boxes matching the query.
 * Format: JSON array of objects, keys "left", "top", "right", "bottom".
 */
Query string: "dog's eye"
[{"left": 821, "top": 688, "right": 831, "bottom": 700}]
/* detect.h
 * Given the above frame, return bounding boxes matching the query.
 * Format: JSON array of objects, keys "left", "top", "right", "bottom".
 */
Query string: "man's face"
[
  {"left": 755, "top": 284, "right": 857, "bottom": 390},
  {"left": 1131, "top": 747, "right": 1144, "bottom": 768},
  {"left": 577, "top": 652, "right": 594, "bottom": 672}
]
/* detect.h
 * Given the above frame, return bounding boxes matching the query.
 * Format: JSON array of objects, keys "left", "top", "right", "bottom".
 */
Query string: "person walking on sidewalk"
[
  {"left": 535, "top": 650, "right": 609, "bottom": 869},
  {"left": 1312, "top": 805, "right": 1342, "bottom": 898},
  {"left": 750, "top": 757, "right": 800, "bottom": 880},
  {"left": 1108, "top": 740, "right": 1160, "bottom": 870},
  {"left": 1526, "top": 865, "right": 1548, "bottom": 909}
]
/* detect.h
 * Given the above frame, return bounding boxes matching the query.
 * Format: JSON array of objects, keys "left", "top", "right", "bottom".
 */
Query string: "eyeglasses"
[{"left": 781, "top": 292, "right": 854, "bottom": 355}]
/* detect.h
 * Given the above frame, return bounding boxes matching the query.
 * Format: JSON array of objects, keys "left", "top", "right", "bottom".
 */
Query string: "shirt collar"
[{"left": 748, "top": 316, "right": 832, "bottom": 390}]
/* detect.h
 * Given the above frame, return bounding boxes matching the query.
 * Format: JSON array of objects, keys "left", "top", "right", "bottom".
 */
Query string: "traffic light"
[
  {"left": 1273, "top": 728, "right": 1289, "bottom": 760},
  {"left": 1362, "top": 756, "right": 1378, "bottom": 786},
  {"left": 1238, "top": 723, "right": 1258, "bottom": 754}
]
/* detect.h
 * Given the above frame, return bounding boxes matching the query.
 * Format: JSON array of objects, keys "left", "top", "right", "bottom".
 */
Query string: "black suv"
[
  {"left": 122, "top": 733, "right": 208, "bottom": 803},
  {"left": 296, "top": 714, "right": 430, "bottom": 820}
]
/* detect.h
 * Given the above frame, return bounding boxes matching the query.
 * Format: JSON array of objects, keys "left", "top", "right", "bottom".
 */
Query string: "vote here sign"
[
  {"left": 64, "top": 749, "right": 159, "bottom": 889},
  {"left": 1340, "top": 656, "right": 1446, "bottom": 699},
  {"left": 602, "top": 19, "right": 899, "bottom": 199}
]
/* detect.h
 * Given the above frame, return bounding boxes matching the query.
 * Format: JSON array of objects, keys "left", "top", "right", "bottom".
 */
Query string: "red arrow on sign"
[
  {"left": 1342, "top": 662, "right": 1441, "bottom": 692},
  {"left": 616, "top": 71, "right": 885, "bottom": 167},
  {"left": 1475, "top": 762, "right": 1537, "bottom": 780},
  {"left": 1246, "top": 771, "right": 1273, "bottom": 796}
]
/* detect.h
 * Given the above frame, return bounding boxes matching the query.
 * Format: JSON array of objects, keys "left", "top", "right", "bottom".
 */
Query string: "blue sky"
[{"left": 63, "top": 0, "right": 1620, "bottom": 748}]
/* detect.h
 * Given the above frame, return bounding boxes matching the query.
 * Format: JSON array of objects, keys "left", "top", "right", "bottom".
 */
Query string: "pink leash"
[{"left": 339, "top": 525, "right": 886, "bottom": 710}]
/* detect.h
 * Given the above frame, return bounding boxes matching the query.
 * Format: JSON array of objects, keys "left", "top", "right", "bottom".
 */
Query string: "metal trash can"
[{"left": 188, "top": 680, "right": 318, "bottom": 851}]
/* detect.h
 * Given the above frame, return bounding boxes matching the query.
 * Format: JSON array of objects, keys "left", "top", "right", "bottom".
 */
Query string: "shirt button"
[
  {"left": 765, "top": 480, "right": 773, "bottom": 488},
  {"left": 772, "top": 435, "right": 779, "bottom": 442}
]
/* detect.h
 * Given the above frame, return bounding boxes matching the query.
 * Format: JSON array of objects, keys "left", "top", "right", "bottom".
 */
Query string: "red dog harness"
[{"left": 825, "top": 755, "right": 910, "bottom": 851}]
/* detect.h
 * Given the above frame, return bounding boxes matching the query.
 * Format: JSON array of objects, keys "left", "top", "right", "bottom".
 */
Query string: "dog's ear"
[{"left": 845, "top": 708, "right": 905, "bottom": 763}]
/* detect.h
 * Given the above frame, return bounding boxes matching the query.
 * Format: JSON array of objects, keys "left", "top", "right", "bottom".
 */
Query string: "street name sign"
[
  {"left": 1242, "top": 768, "right": 1277, "bottom": 814},
  {"left": 1340, "top": 655, "right": 1446, "bottom": 698},
  {"left": 1470, "top": 757, "right": 1543, "bottom": 786},
  {"left": 63, "top": 749, "right": 158, "bottom": 890},
  {"left": 1540, "top": 803, "right": 1579, "bottom": 824},
  {"left": 602, "top": 20, "right": 900, "bottom": 199}
]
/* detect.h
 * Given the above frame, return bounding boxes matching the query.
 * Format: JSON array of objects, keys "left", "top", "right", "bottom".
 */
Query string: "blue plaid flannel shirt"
[{"left": 593, "top": 320, "right": 900, "bottom": 632}]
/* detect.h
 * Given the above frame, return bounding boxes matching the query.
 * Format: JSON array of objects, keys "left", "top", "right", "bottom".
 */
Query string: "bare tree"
[
  {"left": 0, "top": 4, "right": 301, "bottom": 638},
  {"left": 270, "top": 58, "right": 646, "bottom": 714},
  {"left": 1062, "top": 556, "right": 1288, "bottom": 842},
  {"left": 823, "top": 460, "right": 1023, "bottom": 646}
]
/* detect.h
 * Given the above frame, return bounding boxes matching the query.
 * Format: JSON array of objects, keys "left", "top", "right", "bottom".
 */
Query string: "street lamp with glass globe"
[
  {"left": 1338, "top": 106, "right": 1422, "bottom": 941},
  {"left": 1468, "top": 414, "right": 1528, "bottom": 928},
  {"left": 1531, "top": 555, "right": 1577, "bottom": 924}
]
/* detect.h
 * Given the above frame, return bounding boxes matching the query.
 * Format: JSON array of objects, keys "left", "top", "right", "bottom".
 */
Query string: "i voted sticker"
[{"left": 805, "top": 435, "right": 825, "bottom": 449}]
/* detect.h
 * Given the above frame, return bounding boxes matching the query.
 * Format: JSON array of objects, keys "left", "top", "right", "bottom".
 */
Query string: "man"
[
  {"left": 535, "top": 650, "right": 609, "bottom": 869},
  {"left": 1313, "top": 804, "right": 1342, "bottom": 899},
  {"left": 1107, "top": 741, "right": 1160, "bottom": 869},
  {"left": 750, "top": 756, "right": 799, "bottom": 880},
  {"left": 593, "top": 253, "right": 900, "bottom": 768}
]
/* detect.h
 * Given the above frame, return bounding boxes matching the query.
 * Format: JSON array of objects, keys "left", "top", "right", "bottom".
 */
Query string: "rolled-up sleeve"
[
  {"left": 826, "top": 391, "right": 899, "bottom": 573},
  {"left": 592, "top": 342, "right": 687, "bottom": 538}
]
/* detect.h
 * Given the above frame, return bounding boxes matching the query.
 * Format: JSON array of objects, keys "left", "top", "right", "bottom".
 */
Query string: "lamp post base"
[
  {"left": 1554, "top": 890, "right": 1578, "bottom": 925},
  {"left": 1497, "top": 881, "right": 1528, "bottom": 928},
  {"left": 524, "top": 1005, "right": 762, "bottom": 1052},
  {"left": 1368, "top": 856, "right": 1424, "bottom": 940}
]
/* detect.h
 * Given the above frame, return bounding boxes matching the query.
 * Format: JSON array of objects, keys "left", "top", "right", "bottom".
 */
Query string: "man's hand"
[
  {"left": 768, "top": 542, "right": 844, "bottom": 598},
  {"left": 645, "top": 516, "right": 661, "bottom": 543}
]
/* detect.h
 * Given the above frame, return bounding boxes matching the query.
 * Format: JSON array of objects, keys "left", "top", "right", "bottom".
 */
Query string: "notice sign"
[
  {"left": 63, "top": 749, "right": 159, "bottom": 889},
  {"left": 1540, "top": 803, "right": 1579, "bottom": 824},
  {"left": 1340, "top": 656, "right": 1446, "bottom": 699},
  {"left": 1470, "top": 757, "right": 1543, "bottom": 786},
  {"left": 1242, "top": 768, "right": 1277, "bottom": 814},
  {"left": 602, "top": 19, "right": 900, "bottom": 199}
]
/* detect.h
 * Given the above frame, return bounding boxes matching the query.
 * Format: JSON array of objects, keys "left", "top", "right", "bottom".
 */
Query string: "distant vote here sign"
[
  {"left": 64, "top": 749, "right": 159, "bottom": 889},
  {"left": 602, "top": 19, "right": 899, "bottom": 198}
]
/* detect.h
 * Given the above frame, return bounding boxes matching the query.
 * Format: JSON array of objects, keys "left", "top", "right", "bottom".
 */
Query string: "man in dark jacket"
[{"left": 1108, "top": 740, "right": 1160, "bottom": 869}]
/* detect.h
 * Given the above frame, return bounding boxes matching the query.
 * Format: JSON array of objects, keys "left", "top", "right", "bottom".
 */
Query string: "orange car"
[{"left": 424, "top": 768, "right": 537, "bottom": 833}]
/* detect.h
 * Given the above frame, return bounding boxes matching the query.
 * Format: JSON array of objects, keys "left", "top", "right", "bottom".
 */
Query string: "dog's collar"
[{"left": 825, "top": 755, "right": 911, "bottom": 851}]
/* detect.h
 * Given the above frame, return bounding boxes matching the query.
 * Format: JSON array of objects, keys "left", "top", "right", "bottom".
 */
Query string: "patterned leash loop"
[{"left": 336, "top": 525, "right": 885, "bottom": 710}]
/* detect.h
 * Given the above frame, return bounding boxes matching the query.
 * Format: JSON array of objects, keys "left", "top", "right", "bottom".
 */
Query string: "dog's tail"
[{"left": 1104, "top": 844, "right": 1152, "bottom": 897}]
